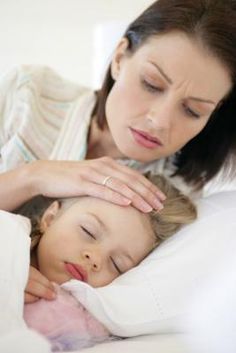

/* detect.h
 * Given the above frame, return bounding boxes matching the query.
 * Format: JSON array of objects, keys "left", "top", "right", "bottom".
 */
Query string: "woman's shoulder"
[
  {"left": 0, "top": 66, "right": 95, "bottom": 167},
  {"left": 0, "top": 65, "right": 93, "bottom": 102}
]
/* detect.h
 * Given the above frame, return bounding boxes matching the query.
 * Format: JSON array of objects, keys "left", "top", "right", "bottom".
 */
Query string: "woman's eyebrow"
[
  {"left": 149, "top": 61, "right": 173, "bottom": 84},
  {"left": 149, "top": 61, "right": 216, "bottom": 105},
  {"left": 187, "top": 96, "right": 216, "bottom": 105}
]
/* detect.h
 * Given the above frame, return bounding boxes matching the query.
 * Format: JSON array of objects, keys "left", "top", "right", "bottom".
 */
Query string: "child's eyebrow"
[
  {"left": 86, "top": 213, "right": 136, "bottom": 265},
  {"left": 86, "top": 212, "right": 107, "bottom": 231}
]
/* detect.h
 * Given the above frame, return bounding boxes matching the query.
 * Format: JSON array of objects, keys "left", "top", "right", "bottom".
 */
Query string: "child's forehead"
[
  {"left": 66, "top": 196, "right": 130, "bottom": 212},
  {"left": 65, "top": 197, "right": 155, "bottom": 257},
  {"left": 69, "top": 196, "right": 141, "bottom": 218},
  {"left": 67, "top": 196, "right": 153, "bottom": 233}
]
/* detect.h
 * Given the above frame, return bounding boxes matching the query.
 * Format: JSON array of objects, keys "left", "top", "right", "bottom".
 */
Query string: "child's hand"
[{"left": 24, "top": 266, "right": 57, "bottom": 303}]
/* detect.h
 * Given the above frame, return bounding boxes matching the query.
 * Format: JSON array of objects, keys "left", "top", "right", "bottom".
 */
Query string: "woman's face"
[
  {"left": 36, "top": 197, "right": 154, "bottom": 287},
  {"left": 105, "top": 31, "right": 232, "bottom": 162}
]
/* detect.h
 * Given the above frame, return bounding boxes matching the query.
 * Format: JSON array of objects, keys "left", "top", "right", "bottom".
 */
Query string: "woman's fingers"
[
  {"left": 80, "top": 180, "right": 132, "bottom": 205},
  {"left": 31, "top": 158, "right": 166, "bottom": 213},
  {"left": 82, "top": 174, "right": 163, "bottom": 213},
  {"left": 72, "top": 162, "right": 154, "bottom": 211},
  {"left": 100, "top": 176, "right": 163, "bottom": 212},
  {"left": 107, "top": 159, "right": 166, "bottom": 200},
  {"left": 87, "top": 157, "right": 166, "bottom": 212}
]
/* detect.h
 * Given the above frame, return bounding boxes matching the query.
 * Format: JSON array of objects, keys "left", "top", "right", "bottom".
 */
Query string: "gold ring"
[{"left": 102, "top": 175, "right": 112, "bottom": 186}]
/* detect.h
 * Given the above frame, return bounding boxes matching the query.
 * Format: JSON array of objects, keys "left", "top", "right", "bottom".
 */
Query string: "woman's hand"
[
  {"left": 29, "top": 157, "right": 165, "bottom": 213},
  {"left": 24, "top": 266, "right": 56, "bottom": 304}
]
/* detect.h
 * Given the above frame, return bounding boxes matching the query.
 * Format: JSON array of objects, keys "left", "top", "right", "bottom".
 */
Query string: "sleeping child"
[{"left": 23, "top": 174, "right": 197, "bottom": 351}]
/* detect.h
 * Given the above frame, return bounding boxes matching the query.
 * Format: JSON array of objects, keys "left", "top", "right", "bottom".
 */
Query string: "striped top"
[{"left": 0, "top": 65, "right": 196, "bottom": 196}]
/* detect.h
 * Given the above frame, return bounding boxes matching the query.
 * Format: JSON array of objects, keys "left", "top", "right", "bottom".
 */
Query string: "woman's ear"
[
  {"left": 40, "top": 201, "right": 61, "bottom": 232},
  {"left": 111, "top": 37, "right": 129, "bottom": 80}
]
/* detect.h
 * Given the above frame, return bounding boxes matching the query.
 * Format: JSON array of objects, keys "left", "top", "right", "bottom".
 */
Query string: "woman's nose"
[
  {"left": 147, "top": 98, "right": 175, "bottom": 130},
  {"left": 83, "top": 250, "right": 102, "bottom": 272},
  {"left": 147, "top": 108, "right": 172, "bottom": 131}
]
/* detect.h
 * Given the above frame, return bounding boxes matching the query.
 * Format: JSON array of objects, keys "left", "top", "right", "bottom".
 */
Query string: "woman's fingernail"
[
  {"left": 157, "top": 192, "right": 166, "bottom": 201},
  {"left": 154, "top": 199, "right": 164, "bottom": 210},
  {"left": 121, "top": 197, "right": 132, "bottom": 205},
  {"left": 140, "top": 202, "right": 153, "bottom": 213}
]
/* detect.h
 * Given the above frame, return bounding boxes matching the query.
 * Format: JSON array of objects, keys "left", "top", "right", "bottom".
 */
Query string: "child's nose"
[{"left": 83, "top": 250, "right": 102, "bottom": 272}]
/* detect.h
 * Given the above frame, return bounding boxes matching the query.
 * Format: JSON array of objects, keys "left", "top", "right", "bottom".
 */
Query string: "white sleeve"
[{"left": 0, "top": 65, "right": 52, "bottom": 147}]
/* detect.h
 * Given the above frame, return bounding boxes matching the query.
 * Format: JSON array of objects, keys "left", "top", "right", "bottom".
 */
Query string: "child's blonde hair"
[
  {"left": 145, "top": 174, "right": 197, "bottom": 246},
  {"left": 25, "top": 174, "right": 197, "bottom": 252}
]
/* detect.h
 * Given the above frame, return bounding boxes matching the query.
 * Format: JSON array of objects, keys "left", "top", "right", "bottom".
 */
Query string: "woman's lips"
[
  {"left": 65, "top": 262, "right": 88, "bottom": 282},
  {"left": 130, "top": 128, "right": 163, "bottom": 149}
]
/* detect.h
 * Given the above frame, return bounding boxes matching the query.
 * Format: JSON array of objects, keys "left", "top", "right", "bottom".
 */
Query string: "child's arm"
[{"left": 25, "top": 266, "right": 56, "bottom": 303}]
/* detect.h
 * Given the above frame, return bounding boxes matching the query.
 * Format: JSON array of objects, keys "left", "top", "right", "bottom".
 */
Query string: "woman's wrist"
[
  {"left": 23, "top": 160, "right": 42, "bottom": 199},
  {"left": 0, "top": 161, "right": 42, "bottom": 211}
]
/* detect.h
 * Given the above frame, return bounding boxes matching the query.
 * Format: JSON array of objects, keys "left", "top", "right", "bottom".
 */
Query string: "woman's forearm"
[{"left": 0, "top": 163, "right": 37, "bottom": 211}]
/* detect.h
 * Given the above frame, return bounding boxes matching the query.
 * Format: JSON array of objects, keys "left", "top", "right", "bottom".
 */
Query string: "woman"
[{"left": 0, "top": 0, "right": 236, "bottom": 299}]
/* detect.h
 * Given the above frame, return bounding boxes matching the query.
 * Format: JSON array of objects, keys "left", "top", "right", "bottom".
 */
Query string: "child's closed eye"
[
  {"left": 110, "top": 257, "right": 122, "bottom": 275},
  {"left": 81, "top": 226, "right": 96, "bottom": 239}
]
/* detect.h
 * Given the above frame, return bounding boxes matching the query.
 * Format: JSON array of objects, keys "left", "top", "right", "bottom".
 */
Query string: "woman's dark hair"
[{"left": 93, "top": 0, "right": 236, "bottom": 189}]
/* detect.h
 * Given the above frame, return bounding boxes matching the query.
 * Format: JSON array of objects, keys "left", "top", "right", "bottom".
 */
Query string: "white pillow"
[
  {"left": 63, "top": 191, "right": 236, "bottom": 337},
  {"left": 0, "top": 211, "right": 31, "bottom": 334}
]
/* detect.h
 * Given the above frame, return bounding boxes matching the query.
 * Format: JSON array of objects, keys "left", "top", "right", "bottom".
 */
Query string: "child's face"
[{"left": 36, "top": 197, "right": 155, "bottom": 287}]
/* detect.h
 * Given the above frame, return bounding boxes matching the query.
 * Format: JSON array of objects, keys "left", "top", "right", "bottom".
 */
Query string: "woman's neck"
[{"left": 86, "top": 117, "right": 124, "bottom": 160}]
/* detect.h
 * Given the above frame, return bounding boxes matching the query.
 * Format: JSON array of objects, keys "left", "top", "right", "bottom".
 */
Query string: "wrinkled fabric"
[{"left": 24, "top": 286, "right": 115, "bottom": 352}]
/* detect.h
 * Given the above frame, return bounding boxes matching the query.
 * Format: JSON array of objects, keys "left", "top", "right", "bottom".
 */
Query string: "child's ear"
[
  {"left": 111, "top": 37, "right": 129, "bottom": 80},
  {"left": 40, "top": 201, "right": 61, "bottom": 232}
]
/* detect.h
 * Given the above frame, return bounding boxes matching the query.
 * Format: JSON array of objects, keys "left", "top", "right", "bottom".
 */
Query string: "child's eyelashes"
[
  {"left": 110, "top": 257, "right": 122, "bottom": 275},
  {"left": 81, "top": 226, "right": 96, "bottom": 239}
]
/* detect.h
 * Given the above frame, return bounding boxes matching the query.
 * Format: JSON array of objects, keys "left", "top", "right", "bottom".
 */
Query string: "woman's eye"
[
  {"left": 110, "top": 257, "right": 122, "bottom": 275},
  {"left": 184, "top": 104, "right": 201, "bottom": 119},
  {"left": 81, "top": 226, "right": 96, "bottom": 239},
  {"left": 141, "top": 79, "right": 163, "bottom": 93}
]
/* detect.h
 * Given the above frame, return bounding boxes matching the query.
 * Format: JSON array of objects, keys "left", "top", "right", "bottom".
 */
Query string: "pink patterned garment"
[{"left": 24, "top": 286, "right": 114, "bottom": 352}]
